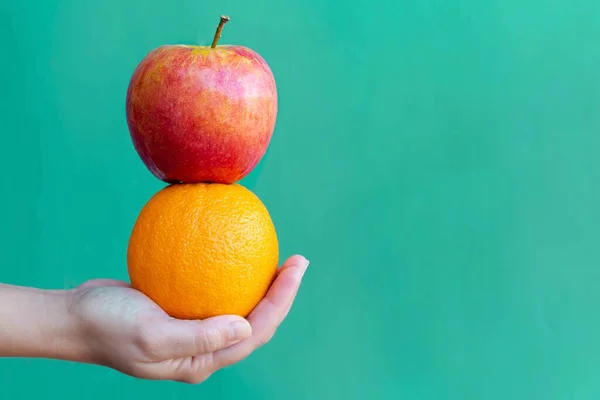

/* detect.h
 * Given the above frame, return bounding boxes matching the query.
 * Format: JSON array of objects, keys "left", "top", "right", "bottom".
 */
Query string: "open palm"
[{"left": 70, "top": 255, "right": 308, "bottom": 383}]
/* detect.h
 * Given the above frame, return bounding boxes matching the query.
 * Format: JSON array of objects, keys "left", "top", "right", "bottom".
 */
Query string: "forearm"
[{"left": 0, "top": 284, "right": 86, "bottom": 362}]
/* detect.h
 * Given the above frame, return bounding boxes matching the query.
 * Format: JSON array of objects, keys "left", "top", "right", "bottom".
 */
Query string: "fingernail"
[
  {"left": 293, "top": 258, "right": 310, "bottom": 279},
  {"left": 230, "top": 320, "right": 252, "bottom": 340}
]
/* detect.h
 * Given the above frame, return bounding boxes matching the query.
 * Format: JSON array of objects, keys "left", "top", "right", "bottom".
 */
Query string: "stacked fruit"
[{"left": 125, "top": 16, "right": 279, "bottom": 320}]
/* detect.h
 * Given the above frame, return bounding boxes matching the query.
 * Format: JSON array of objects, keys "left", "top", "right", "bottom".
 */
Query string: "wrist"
[
  {"left": 0, "top": 284, "right": 89, "bottom": 362},
  {"left": 41, "top": 288, "right": 91, "bottom": 363}
]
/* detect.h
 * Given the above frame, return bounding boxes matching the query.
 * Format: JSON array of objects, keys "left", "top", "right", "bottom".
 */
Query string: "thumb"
[{"left": 145, "top": 315, "right": 253, "bottom": 360}]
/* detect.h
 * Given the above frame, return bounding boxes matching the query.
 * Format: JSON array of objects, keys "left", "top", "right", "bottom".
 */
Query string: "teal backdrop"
[{"left": 2, "top": 0, "right": 600, "bottom": 399}]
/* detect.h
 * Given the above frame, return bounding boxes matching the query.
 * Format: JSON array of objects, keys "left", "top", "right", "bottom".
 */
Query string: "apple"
[{"left": 125, "top": 16, "right": 277, "bottom": 184}]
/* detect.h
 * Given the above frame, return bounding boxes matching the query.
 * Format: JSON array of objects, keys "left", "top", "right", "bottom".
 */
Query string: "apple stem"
[{"left": 211, "top": 15, "right": 230, "bottom": 48}]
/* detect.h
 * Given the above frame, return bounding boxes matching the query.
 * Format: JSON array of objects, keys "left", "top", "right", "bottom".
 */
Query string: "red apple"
[{"left": 125, "top": 16, "right": 277, "bottom": 184}]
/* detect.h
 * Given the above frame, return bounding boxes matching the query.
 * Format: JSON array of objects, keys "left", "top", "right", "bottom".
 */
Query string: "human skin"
[{"left": 0, "top": 255, "right": 308, "bottom": 383}]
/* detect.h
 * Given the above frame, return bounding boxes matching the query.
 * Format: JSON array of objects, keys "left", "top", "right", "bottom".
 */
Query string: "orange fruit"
[{"left": 127, "top": 183, "right": 278, "bottom": 320}]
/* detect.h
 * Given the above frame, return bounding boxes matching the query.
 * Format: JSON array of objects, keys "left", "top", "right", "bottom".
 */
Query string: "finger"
[
  {"left": 78, "top": 279, "right": 132, "bottom": 289},
  {"left": 276, "top": 256, "right": 307, "bottom": 318},
  {"left": 213, "top": 255, "right": 309, "bottom": 368},
  {"left": 136, "top": 315, "right": 252, "bottom": 360},
  {"left": 128, "top": 356, "right": 214, "bottom": 384},
  {"left": 277, "top": 255, "right": 306, "bottom": 275}
]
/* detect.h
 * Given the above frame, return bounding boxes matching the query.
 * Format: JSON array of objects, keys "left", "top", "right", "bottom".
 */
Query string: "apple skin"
[{"left": 125, "top": 45, "right": 277, "bottom": 184}]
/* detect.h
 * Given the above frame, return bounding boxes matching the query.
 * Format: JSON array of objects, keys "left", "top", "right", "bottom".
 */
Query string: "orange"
[{"left": 127, "top": 183, "right": 278, "bottom": 320}]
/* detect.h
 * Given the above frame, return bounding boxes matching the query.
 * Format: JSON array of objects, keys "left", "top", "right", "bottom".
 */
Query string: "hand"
[{"left": 70, "top": 255, "right": 309, "bottom": 383}]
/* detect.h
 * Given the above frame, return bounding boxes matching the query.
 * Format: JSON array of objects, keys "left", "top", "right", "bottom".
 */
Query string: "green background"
[{"left": 2, "top": 0, "right": 600, "bottom": 398}]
